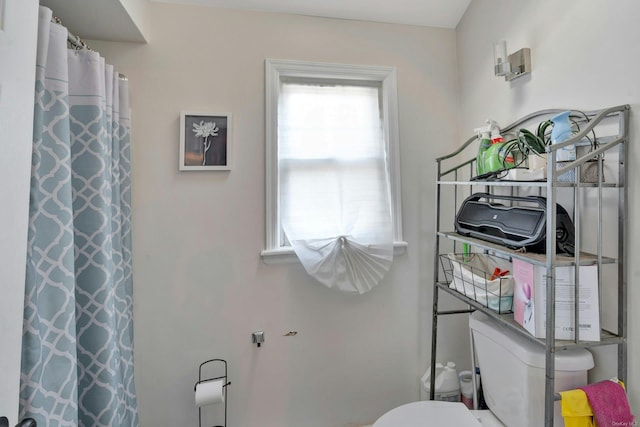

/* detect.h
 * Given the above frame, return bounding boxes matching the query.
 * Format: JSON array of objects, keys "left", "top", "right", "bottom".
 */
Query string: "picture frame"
[{"left": 180, "top": 111, "right": 232, "bottom": 171}]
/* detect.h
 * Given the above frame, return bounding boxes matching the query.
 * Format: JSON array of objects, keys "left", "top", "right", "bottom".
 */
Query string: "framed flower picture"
[{"left": 180, "top": 111, "right": 232, "bottom": 171}]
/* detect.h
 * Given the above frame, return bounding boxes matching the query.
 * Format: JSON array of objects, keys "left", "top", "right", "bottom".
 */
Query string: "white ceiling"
[
  {"left": 40, "top": 0, "right": 148, "bottom": 42},
  {"left": 153, "top": 0, "right": 472, "bottom": 29},
  {"left": 39, "top": 0, "right": 472, "bottom": 44}
]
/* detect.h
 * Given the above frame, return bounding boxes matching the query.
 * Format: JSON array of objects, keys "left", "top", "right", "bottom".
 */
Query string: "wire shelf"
[{"left": 440, "top": 253, "right": 514, "bottom": 314}]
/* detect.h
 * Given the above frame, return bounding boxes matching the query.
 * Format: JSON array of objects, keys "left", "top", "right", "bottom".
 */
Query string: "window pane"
[
  {"left": 280, "top": 161, "right": 390, "bottom": 239},
  {"left": 278, "top": 82, "right": 384, "bottom": 160},
  {"left": 278, "top": 81, "right": 391, "bottom": 242}
]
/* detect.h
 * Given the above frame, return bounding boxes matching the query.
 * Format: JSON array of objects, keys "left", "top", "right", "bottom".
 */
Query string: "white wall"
[
  {"left": 457, "top": 0, "right": 640, "bottom": 412},
  {"left": 91, "top": 4, "right": 460, "bottom": 426},
  {"left": 0, "top": 0, "right": 38, "bottom": 421}
]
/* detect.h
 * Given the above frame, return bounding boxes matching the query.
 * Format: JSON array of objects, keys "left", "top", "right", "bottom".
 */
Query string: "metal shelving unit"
[{"left": 429, "top": 105, "right": 630, "bottom": 426}]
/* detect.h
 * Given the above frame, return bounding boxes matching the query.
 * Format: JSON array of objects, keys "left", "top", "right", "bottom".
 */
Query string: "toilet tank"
[{"left": 469, "top": 312, "right": 594, "bottom": 427}]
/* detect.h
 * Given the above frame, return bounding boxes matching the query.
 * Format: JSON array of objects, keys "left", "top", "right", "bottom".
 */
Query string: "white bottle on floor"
[
  {"left": 421, "top": 362, "right": 461, "bottom": 402},
  {"left": 439, "top": 362, "right": 461, "bottom": 402}
]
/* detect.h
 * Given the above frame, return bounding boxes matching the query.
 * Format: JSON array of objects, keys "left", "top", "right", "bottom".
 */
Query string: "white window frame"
[{"left": 262, "top": 59, "right": 406, "bottom": 263}]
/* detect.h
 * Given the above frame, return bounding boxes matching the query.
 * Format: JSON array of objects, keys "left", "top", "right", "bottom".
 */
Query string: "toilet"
[
  {"left": 374, "top": 311, "right": 594, "bottom": 427},
  {"left": 373, "top": 401, "right": 484, "bottom": 427}
]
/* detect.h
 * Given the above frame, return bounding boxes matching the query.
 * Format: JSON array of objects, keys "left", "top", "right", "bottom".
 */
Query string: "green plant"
[
  {"left": 503, "top": 119, "right": 551, "bottom": 162},
  {"left": 500, "top": 127, "right": 543, "bottom": 170},
  {"left": 501, "top": 111, "right": 598, "bottom": 169}
]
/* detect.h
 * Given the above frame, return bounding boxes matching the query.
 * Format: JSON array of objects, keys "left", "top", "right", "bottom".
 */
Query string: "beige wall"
[
  {"left": 92, "top": 3, "right": 461, "bottom": 426},
  {"left": 456, "top": 0, "right": 640, "bottom": 412}
]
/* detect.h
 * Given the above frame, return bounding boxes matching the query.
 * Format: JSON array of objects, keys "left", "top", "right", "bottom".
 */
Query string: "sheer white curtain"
[{"left": 278, "top": 81, "right": 394, "bottom": 294}]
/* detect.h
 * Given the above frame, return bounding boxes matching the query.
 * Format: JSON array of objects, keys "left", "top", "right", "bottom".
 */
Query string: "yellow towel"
[{"left": 559, "top": 389, "right": 594, "bottom": 427}]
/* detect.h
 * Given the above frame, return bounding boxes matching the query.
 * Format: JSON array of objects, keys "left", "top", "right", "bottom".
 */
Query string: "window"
[{"left": 263, "top": 59, "right": 405, "bottom": 265}]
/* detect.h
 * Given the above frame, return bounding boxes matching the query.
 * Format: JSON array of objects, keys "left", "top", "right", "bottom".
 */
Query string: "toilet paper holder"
[{"left": 194, "top": 359, "right": 231, "bottom": 427}]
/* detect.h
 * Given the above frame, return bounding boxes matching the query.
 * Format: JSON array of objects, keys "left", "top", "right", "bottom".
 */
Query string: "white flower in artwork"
[{"left": 192, "top": 120, "right": 219, "bottom": 165}]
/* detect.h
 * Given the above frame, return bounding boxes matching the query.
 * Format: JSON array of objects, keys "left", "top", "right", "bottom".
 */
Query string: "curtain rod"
[
  {"left": 51, "top": 16, "right": 90, "bottom": 50},
  {"left": 51, "top": 16, "right": 128, "bottom": 80}
]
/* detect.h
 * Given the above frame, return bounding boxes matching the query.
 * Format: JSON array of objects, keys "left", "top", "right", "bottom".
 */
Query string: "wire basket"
[{"left": 440, "top": 253, "right": 514, "bottom": 313}]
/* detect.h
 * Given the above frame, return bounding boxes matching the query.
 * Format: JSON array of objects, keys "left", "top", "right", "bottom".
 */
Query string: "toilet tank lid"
[{"left": 469, "top": 312, "right": 594, "bottom": 371}]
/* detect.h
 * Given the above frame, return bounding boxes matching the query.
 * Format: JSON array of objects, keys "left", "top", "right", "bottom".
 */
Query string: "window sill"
[{"left": 261, "top": 241, "right": 408, "bottom": 265}]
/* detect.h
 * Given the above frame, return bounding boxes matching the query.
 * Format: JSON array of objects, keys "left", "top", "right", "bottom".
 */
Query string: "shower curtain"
[{"left": 20, "top": 7, "right": 138, "bottom": 427}]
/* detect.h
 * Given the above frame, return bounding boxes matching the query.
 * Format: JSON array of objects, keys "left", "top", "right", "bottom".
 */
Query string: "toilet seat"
[{"left": 373, "top": 401, "right": 483, "bottom": 427}]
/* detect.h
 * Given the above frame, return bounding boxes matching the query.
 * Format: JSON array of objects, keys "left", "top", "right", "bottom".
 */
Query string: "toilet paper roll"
[{"left": 195, "top": 379, "right": 225, "bottom": 407}]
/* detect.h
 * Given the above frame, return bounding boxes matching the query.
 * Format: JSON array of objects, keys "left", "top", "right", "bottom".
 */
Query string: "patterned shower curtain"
[{"left": 20, "top": 7, "right": 138, "bottom": 427}]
